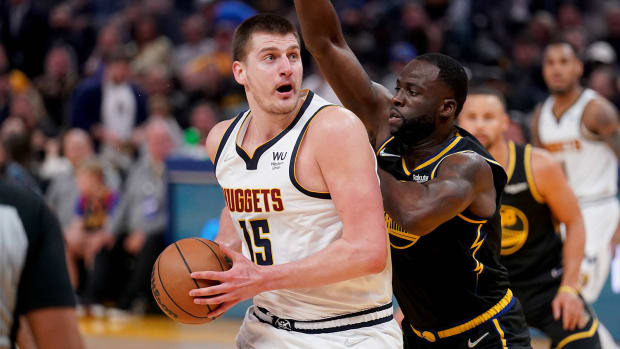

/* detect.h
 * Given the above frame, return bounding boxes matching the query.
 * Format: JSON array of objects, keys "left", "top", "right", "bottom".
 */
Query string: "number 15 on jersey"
[{"left": 239, "top": 219, "right": 274, "bottom": 265}]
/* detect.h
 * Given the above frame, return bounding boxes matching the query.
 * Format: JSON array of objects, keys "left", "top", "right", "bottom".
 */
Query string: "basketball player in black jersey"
[
  {"left": 459, "top": 88, "right": 602, "bottom": 348},
  {"left": 295, "top": 1, "right": 531, "bottom": 348}
]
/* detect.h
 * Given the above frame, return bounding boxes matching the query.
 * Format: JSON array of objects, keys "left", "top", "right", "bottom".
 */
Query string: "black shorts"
[
  {"left": 519, "top": 285, "right": 601, "bottom": 349},
  {"left": 403, "top": 298, "right": 532, "bottom": 349}
]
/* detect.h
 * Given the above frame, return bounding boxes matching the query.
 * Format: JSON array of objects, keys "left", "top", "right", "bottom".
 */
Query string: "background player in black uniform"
[
  {"left": 294, "top": 1, "right": 531, "bottom": 348},
  {"left": 459, "top": 88, "right": 602, "bottom": 348},
  {"left": 0, "top": 179, "right": 84, "bottom": 349}
]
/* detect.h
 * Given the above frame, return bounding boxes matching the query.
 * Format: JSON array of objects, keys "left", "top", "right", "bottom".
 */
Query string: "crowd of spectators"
[{"left": 2, "top": 0, "right": 620, "bottom": 314}]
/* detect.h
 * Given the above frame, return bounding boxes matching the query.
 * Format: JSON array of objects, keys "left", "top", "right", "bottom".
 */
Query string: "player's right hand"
[
  {"left": 189, "top": 245, "right": 268, "bottom": 319},
  {"left": 552, "top": 288, "right": 584, "bottom": 331}
]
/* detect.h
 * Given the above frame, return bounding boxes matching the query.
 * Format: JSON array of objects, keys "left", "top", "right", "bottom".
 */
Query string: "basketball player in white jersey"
[
  {"left": 189, "top": 14, "right": 402, "bottom": 348},
  {"left": 532, "top": 40, "right": 620, "bottom": 349}
]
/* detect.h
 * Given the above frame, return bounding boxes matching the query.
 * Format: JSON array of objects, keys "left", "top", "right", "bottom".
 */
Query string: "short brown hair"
[
  {"left": 232, "top": 14, "right": 300, "bottom": 62},
  {"left": 76, "top": 158, "right": 105, "bottom": 182}
]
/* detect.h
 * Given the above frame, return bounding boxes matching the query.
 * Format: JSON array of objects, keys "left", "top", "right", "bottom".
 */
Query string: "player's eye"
[
  {"left": 395, "top": 86, "right": 401, "bottom": 92},
  {"left": 407, "top": 89, "right": 417, "bottom": 96},
  {"left": 264, "top": 55, "right": 274, "bottom": 61},
  {"left": 288, "top": 53, "right": 298, "bottom": 60}
]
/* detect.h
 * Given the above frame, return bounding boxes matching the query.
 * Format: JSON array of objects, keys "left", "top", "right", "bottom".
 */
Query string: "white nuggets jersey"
[
  {"left": 213, "top": 90, "right": 393, "bottom": 320},
  {"left": 538, "top": 88, "right": 618, "bottom": 202}
]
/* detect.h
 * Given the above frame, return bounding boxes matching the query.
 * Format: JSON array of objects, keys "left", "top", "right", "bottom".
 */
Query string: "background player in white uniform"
[
  {"left": 532, "top": 40, "right": 620, "bottom": 349},
  {"left": 189, "top": 14, "right": 402, "bottom": 349}
]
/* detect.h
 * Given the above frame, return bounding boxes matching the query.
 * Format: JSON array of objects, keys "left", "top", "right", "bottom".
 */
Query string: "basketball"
[{"left": 151, "top": 238, "right": 232, "bottom": 324}]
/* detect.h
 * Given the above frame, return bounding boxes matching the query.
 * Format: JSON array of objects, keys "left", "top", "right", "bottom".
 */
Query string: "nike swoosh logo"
[
  {"left": 379, "top": 148, "right": 401, "bottom": 158},
  {"left": 468, "top": 332, "right": 489, "bottom": 348},
  {"left": 504, "top": 182, "right": 528, "bottom": 194}
]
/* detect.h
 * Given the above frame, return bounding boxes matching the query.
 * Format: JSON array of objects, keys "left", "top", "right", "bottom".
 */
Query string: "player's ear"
[
  {"left": 500, "top": 112, "right": 510, "bottom": 132},
  {"left": 440, "top": 98, "right": 457, "bottom": 120},
  {"left": 232, "top": 61, "right": 247, "bottom": 85},
  {"left": 576, "top": 59, "right": 584, "bottom": 78}
]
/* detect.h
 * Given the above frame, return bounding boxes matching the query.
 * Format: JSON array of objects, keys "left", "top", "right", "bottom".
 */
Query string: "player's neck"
[
  {"left": 246, "top": 95, "right": 305, "bottom": 143},
  {"left": 404, "top": 128, "right": 457, "bottom": 168},
  {"left": 553, "top": 85, "right": 583, "bottom": 110},
  {"left": 488, "top": 138, "right": 509, "bottom": 170}
]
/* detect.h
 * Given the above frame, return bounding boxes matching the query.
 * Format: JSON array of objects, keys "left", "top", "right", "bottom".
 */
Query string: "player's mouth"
[
  {"left": 389, "top": 109, "right": 404, "bottom": 126},
  {"left": 275, "top": 83, "right": 294, "bottom": 98}
]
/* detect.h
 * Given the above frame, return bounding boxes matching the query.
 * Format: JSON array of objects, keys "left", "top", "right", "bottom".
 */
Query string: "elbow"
[{"left": 357, "top": 241, "right": 388, "bottom": 275}]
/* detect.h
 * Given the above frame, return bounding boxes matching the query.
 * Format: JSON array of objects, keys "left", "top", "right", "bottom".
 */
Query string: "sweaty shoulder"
[
  {"left": 205, "top": 118, "right": 237, "bottom": 162},
  {"left": 305, "top": 106, "right": 370, "bottom": 145}
]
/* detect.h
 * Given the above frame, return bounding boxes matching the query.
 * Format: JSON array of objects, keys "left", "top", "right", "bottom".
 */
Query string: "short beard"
[{"left": 392, "top": 114, "right": 436, "bottom": 147}]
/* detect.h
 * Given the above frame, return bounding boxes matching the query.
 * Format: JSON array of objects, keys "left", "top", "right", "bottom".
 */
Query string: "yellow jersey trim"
[
  {"left": 554, "top": 318, "right": 599, "bottom": 349},
  {"left": 457, "top": 213, "right": 487, "bottom": 224},
  {"left": 471, "top": 224, "right": 485, "bottom": 277},
  {"left": 524, "top": 144, "right": 544, "bottom": 203},
  {"left": 410, "top": 289, "right": 514, "bottom": 340},
  {"left": 410, "top": 136, "right": 463, "bottom": 173},
  {"left": 506, "top": 141, "right": 516, "bottom": 182},
  {"left": 390, "top": 240, "right": 419, "bottom": 249},
  {"left": 375, "top": 136, "right": 395, "bottom": 156},
  {"left": 291, "top": 105, "right": 339, "bottom": 196},
  {"left": 492, "top": 319, "right": 508, "bottom": 349},
  {"left": 429, "top": 150, "right": 502, "bottom": 180},
  {"left": 388, "top": 229, "right": 420, "bottom": 242},
  {"left": 236, "top": 90, "right": 309, "bottom": 159}
]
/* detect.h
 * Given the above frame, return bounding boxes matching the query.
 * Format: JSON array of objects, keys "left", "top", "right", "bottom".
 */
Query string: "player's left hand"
[
  {"left": 189, "top": 245, "right": 267, "bottom": 318},
  {"left": 552, "top": 289, "right": 584, "bottom": 331}
]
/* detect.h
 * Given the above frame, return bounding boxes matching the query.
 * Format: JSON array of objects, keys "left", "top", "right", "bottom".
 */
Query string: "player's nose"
[
  {"left": 392, "top": 93, "right": 404, "bottom": 107},
  {"left": 279, "top": 56, "right": 293, "bottom": 77}
]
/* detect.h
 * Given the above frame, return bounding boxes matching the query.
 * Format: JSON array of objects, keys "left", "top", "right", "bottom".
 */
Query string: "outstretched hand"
[
  {"left": 189, "top": 245, "right": 268, "bottom": 318},
  {"left": 552, "top": 289, "right": 584, "bottom": 331}
]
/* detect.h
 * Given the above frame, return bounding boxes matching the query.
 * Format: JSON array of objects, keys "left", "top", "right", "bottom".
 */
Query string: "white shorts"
[
  {"left": 579, "top": 198, "right": 619, "bottom": 303},
  {"left": 235, "top": 305, "right": 403, "bottom": 349}
]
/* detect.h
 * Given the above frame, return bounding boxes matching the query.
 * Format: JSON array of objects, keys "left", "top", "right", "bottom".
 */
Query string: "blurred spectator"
[
  {"left": 65, "top": 159, "right": 118, "bottom": 303},
  {"left": 127, "top": 15, "right": 173, "bottom": 76},
  {"left": 380, "top": 42, "right": 418, "bottom": 94},
  {"left": 48, "top": 2, "right": 96, "bottom": 68},
  {"left": 34, "top": 46, "right": 79, "bottom": 131},
  {"left": 0, "top": 45, "right": 10, "bottom": 123},
  {"left": 146, "top": 94, "right": 184, "bottom": 148},
  {"left": 0, "top": 0, "right": 49, "bottom": 78},
  {"left": 528, "top": 11, "right": 557, "bottom": 49},
  {"left": 84, "top": 24, "right": 123, "bottom": 77},
  {"left": 303, "top": 60, "right": 340, "bottom": 105},
  {"left": 46, "top": 129, "right": 121, "bottom": 229},
  {"left": 172, "top": 14, "right": 215, "bottom": 74},
  {"left": 602, "top": 2, "right": 620, "bottom": 60},
  {"left": 188, "top": 102, "right": 218, "bottom": 146},
  {"left": 505, "top": 34, "right": 546, "bottom": 112},
  {"left": 70, "top": 49, "right": 148, "bottom": 172},
  {"left": 588, "top": 65, "right": 620, "bottom": 108},
  {"left": 106, "top": 119, "right": 175, "bottom": 311},
  {"left": 1, "top": 119, "right": 41, "bottom": 195},
  {"left": 140, "top": 64, "right": 189, "bottom": 127}
]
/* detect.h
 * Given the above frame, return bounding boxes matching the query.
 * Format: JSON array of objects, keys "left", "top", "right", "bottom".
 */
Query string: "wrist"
[{"left": 557, "top": 285, "right": 579, "bottom": 296}]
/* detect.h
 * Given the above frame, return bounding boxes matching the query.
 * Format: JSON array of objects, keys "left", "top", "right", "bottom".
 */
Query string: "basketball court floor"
[{"left": 80, "top": 315, "right": 551, "bottom": 348}]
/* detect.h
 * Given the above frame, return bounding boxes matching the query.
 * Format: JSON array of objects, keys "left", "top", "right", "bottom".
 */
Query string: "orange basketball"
[{"left": 151, "top": 238, "right": 232, "bottom": 324}]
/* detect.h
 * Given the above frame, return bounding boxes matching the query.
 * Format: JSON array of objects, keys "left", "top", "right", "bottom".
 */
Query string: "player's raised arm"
[
  {"left": 294, "top": 0, "right": 391, "bottom": 144},
  {"left": 378, "top": 152, "right": 497, "bottom": 235},
  {"left": 530, "top": 148, "right": 585, "bottom": 330}
]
